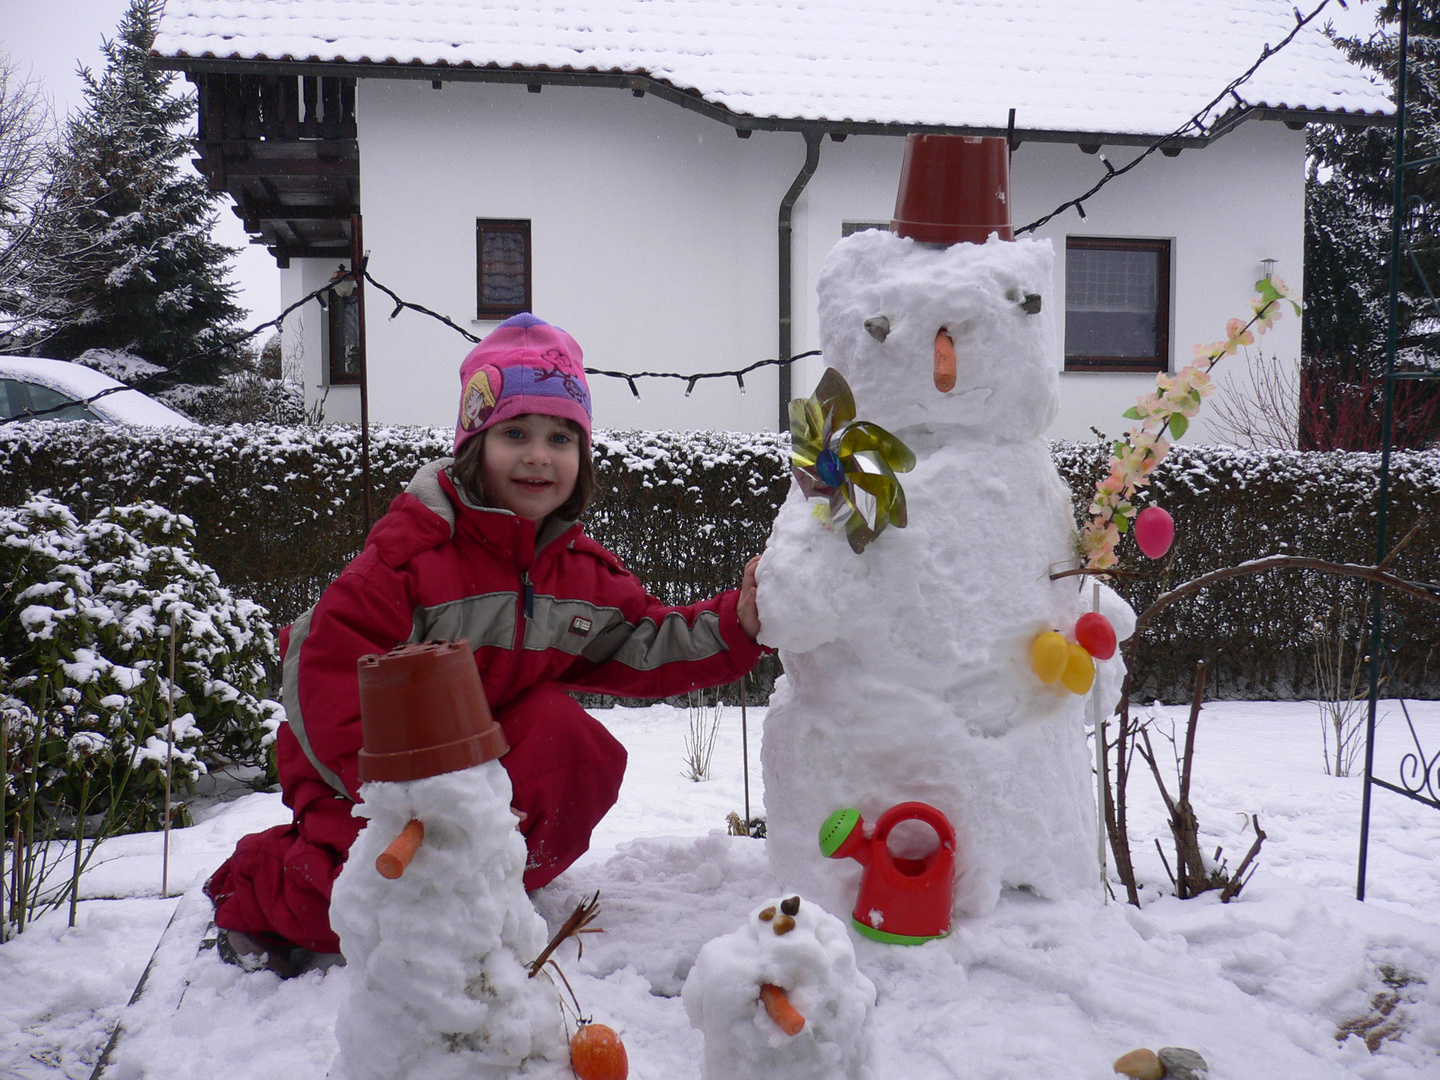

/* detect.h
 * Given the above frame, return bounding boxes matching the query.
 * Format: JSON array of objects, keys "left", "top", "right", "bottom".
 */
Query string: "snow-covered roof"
[
  {"left": 152, "top": 0, "right": 1391, "bottom": 138},
  {"left": 0, "top": 356, "right": 199, "bottom": 428}
]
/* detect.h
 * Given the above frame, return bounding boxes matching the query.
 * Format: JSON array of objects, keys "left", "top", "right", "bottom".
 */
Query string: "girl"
[{"left": 207, "top": 314, "right": 764, "bottom": 976}]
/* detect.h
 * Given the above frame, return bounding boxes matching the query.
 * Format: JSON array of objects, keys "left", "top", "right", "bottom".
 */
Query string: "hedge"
[
  {"left": 2, "top": 422, "right": 1436, "bottom": 700},
  {"left": 1052, "top": 442, "right": 1440, "bottom": 700}
]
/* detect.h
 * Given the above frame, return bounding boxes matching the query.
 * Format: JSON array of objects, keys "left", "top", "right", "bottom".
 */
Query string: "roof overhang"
[{"left": 154, "top": 54, "right": 1394, "bottom": 151}]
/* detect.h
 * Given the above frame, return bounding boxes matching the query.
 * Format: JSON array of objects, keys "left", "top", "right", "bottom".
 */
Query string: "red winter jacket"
[{"left": 276, "top": 459, "right": 765, "bottom": 816}]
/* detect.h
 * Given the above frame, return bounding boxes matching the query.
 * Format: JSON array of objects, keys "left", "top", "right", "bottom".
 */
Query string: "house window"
[
  {"left": 328, "top": 292, "right": 362, "bottom": 384},
  {"left": 476, "top": 219, "right": 532, "bottom": 320},
  {"left": 1064, "top": 237, "right": 1171, "bottom": 372}
]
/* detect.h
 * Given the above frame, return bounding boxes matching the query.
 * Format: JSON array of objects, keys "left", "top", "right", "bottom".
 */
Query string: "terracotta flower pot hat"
[
  {"left": 356, "top": 641, "right": 509, "bottom": 783},
  {"left": 891, "top": 134, "right": 1013, "bottom": 245}
]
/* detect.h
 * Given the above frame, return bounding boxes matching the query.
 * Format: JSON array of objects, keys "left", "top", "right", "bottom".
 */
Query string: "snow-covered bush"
[
  {"left": 157, "top": 373, "right": 306, "bottom": 425},
  {"left": 74, "top": 346, "right": 305, "bottom": 425},
  {"left": 0, "top": 495, "right": 278, "bottom": 833}
]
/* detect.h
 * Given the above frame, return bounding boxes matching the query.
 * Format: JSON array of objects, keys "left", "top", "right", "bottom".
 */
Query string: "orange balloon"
[{"left": 570, "top": 1023, "right": 628, "bottom": 1080}]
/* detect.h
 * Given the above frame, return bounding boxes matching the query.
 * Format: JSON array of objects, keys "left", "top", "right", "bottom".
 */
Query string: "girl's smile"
[{"left": 479, "top": 414, "right": 581, "bottom": 521}]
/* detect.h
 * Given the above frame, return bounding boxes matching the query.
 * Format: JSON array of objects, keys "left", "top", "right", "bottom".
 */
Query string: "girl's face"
[{"left": 478, "top": 413, "right": 581, "bottom": 521}]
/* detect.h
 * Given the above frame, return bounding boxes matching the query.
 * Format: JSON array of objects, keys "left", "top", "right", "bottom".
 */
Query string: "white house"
[{"left": 152, "top": 0, "right": 1390, "bottom": 442}]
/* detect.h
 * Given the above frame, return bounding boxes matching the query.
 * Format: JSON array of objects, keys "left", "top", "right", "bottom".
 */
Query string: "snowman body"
[
  {"left": 328, "top": 761, "right": 563, "bottom": 1080},
  {"left": 759, "top": 229, "right": 1129, "bottom": 919}
]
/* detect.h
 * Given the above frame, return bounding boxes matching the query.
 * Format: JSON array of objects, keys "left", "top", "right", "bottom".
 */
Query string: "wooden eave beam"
[
  {"left": 240, "top": 201, "right": 356, "bottom": 222},
  {"left": 222, "top": 157, "right": 359, "bottom": 178}
]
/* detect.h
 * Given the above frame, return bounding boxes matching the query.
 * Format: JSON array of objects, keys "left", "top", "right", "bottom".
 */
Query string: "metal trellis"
[{"left": 1356, "top": 0, "right": 1440, "bottom": 901}]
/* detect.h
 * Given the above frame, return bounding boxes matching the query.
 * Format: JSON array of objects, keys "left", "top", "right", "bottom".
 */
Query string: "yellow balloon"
[
  {"left": 1031, "top": 631, "right": 1069, "bottom": 684},
  {"left": 1061, "top": 642, "right": 1096, "bottom": 695}
]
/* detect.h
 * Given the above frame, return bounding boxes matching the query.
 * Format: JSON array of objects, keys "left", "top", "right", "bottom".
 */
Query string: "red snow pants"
[{"left": 205, "top": 683, "right": 627, "bottom": 955}]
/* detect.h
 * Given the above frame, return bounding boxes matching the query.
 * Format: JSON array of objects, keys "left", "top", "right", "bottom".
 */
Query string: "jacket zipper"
[{"left": 498, "top": 569, "right": 533, "bottom": 705}]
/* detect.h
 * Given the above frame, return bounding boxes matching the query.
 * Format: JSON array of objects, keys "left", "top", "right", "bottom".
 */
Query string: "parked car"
[{"left": 0, "top": 356, "right": 197, "bottom": 427}]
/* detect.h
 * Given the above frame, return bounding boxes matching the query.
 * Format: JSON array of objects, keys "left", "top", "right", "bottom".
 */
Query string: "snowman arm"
[{"left": 753, "top": 498, "right": 859, "bottom": 653}]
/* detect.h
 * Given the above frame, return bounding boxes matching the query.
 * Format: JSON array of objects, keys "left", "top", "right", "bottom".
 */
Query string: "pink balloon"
[{"left": 1134, "top": 506, "right": 1175, "bottom": 560}]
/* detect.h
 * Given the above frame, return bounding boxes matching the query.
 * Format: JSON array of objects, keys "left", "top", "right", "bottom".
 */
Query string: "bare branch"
[
  {"left": 1131, "top": 555, "right": 1440, "bottom": 635},
  {"left": 528, "top": 891, "right": 601, "bottom": 978},
  {"left": 1179, "top": 661, "right": 1208, "bottom": 806},
  {"left": 1219, "top": 815, "right": 1267, "bottom": 903},
  {"left": 1377, "top": 520, "right": 1424, "bottom": 574}
]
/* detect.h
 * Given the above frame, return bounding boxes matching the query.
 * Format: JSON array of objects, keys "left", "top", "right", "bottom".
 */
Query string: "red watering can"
[{"left": 819, "top": 801, "right": 956, "bottom": 945}]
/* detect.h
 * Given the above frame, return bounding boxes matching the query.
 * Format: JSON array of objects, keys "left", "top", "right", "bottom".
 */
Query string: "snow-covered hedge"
[
  {"left": 1, "top": 423, "right": 1436, "bottom": 700},
  {"left": 0, "top": 423, "right": 790, "bottom": 629},
  {"left": 0, "top": 496, "right": 278, "bottom": 832},
  {"left": 0, "top": 422, "right": 452, "bottom": 629}
]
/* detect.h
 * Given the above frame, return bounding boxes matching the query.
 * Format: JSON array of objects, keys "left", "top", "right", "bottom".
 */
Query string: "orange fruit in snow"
[{"left": 570, "top": 1023, "right": 628, "bottom": 1080}]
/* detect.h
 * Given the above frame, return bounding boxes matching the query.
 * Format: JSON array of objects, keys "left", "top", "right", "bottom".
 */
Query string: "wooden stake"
[
  {"left": 740, "top": 674, "right": 751, "bottom": 830},
  {"left": 162, "top": 611, "right": 177, "bottom": 900},
  {"left": 1092, "top": 582, "right": 1107, "bottom": 902}
]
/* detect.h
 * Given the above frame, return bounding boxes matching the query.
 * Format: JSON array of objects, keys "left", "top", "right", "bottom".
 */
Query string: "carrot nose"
[
  {"left": 759, "top": 983, "right": 806, "bottom": 1036},
  {"left": 934, "top": 330, "right": 957, "bottom": 392},
  {"left": 376, "top": 818, "right": 425, "bottom": 879}
]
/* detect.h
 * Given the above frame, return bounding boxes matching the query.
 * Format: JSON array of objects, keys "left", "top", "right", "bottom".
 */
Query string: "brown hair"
[{"left": 450, "top": 420, "right": 594, "bottom": 522}]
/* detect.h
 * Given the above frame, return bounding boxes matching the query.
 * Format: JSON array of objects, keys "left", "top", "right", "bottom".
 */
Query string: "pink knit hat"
[{"left": 454, "top": 313, "right": 592, "bottom": 455}]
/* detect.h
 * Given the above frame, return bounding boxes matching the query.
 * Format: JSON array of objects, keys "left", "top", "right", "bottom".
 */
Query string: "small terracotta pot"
[
  {"left": 356, "top": 641, "right": 508, "bottom": 783},
  {"left": 891, "top": 134, "right": 1013, "bottom": 245}
]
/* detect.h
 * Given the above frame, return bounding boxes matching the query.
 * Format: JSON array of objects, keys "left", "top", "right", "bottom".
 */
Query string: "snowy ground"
[{"left": 3, "top": 698, "right": 1439, "bottom": 1080}]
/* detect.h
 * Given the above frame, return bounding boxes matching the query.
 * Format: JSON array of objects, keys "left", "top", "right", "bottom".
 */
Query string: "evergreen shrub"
[
  {"left": 1, "top": 423, "right": 1435, "bottom": 701},
  {"left": 0, "top": 494, "right": 278, "bottom": 835}
]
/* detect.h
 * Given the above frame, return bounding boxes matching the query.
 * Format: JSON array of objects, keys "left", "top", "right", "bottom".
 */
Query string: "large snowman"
[{"left": 757, "top": 222, "right": 1132, "bottom": 921}]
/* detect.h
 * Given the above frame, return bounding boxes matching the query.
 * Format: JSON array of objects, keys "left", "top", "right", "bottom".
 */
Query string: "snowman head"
[{"left": 816, "top": 229, "right": 1058, "bottom": 440}]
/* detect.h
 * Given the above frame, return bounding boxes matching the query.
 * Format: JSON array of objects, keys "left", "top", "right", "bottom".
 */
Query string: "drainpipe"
[{"left": 778, "top": 127, "right": 824, "bottom": 430}]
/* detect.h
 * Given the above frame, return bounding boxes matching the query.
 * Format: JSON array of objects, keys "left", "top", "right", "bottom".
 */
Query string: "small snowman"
[
  {"left": 758, "top": 136, "right": 1133, "bottom": 921},
  {"left": 683, "top": 894, "right": 876, "bottom": 1080},
  {"left": 328, "top": 642, "right": 564, "bottom": 1080}
]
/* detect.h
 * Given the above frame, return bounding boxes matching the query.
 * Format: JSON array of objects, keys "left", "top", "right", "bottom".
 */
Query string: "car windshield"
[{"left": 0, "top": 378, "right": 105, "bottom": 423}]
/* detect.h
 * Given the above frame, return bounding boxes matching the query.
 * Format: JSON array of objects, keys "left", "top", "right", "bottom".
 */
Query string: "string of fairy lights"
[{"left": 2, "top": 0, "right": 1336, "bottom": 425}]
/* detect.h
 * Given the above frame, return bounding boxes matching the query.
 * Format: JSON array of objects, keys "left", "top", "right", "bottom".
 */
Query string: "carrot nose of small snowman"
[{"left": 934, "top": 329, "right": 957, "bottom": 393}]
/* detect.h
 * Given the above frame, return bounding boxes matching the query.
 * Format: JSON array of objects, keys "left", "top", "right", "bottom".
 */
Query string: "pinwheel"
[{"left": 789, "top": 368, "right": 916, "bottom": 554}]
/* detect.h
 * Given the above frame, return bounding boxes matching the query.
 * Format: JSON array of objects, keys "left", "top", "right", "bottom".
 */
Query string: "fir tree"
[
  {"left": 16, "top": 0, "right": 244, "bottom": 379},
  {"left": 1302, "top": 0, "right": 1440, "bottom": 447}
]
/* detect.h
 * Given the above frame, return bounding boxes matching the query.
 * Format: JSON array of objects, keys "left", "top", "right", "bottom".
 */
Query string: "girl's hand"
[{"left": 738, "top": 555, "right": 762, "bottom": 641}]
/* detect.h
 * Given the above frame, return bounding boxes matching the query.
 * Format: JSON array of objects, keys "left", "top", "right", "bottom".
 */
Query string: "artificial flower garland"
[{"left": 1080, "top": 276, "right": 1302, "bottom": 570}]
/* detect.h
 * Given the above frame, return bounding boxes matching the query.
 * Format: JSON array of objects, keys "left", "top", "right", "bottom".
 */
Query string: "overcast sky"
[{"left": 0, "top": 0, "right": 1387, "bottom": 339}]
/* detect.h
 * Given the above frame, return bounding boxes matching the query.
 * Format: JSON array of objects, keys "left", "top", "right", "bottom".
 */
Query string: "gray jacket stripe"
[
  {"left": 526, "top": 596, "right": 629, "bottom": 658},
  {"left": 407, "top": 592, "right": 724, "bottom": 671},
  {"left": 609, "top": 609, "right": 728, "bottom": 671},
  {"left": 281, "top": 606, "right": 354, "bottom": 802},
  {"left": 411, "top": 592, "right": 516, "bottom": 649}
]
